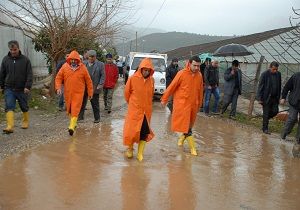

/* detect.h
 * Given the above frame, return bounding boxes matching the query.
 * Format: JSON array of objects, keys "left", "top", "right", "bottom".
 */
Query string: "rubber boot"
[
  {"left": 126, "top": 144, "right": 134, "bottom": 158},
  {"left": 21, "top": 112, "right": 29, "bottom": 129},
  {"left": 137, "top": 140, "right": 146, "bottom": 162},
  {"left": 3, "top": 111, "right": 14, "bottom": 134},
  {"left": 68, "top": 117, "right": 78, "bottom": 136},
  {"left": 178, "top": 134, "right": 186, "bottom": 146},
  {"left": 186, "top": 136, "right": 198, "bottom": 156}
]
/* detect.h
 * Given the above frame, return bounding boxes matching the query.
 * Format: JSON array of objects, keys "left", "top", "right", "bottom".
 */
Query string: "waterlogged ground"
[{"left": 0, "top": 101, "right": 300, "bottom": 210}]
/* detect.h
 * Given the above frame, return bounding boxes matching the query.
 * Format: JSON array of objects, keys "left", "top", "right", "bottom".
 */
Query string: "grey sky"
[{"left": 133, "top": 0, "right": 300, "bottom": 36}]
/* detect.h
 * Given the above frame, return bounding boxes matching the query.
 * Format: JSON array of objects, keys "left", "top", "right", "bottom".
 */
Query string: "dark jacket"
[
  {"left": 204, "top": 65, "right": 219, "bottom": 87},
  {"left": 223, "top": 67, "right": 242, "bottom": 95},
  {"left": 166, "top": 63, "right": 179, "bottom": 87},
  {"left": 56, "top": 58, "right": 66, "bottom": 73},
  {"left": 84, "top": 60, "right": 105, "bottom": 94},
  {"left": 281, "top": 72, "right": 300, "bottom": 109},
  {"left": 0, "top": 51, "right": 33, "bottom": 90},
  {"left": 256, "top": 69, "right": 281, "bottom": 103}
]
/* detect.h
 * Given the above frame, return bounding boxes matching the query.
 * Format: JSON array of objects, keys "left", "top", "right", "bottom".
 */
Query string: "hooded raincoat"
[
  {"left": 55, "top": 50, "right": 93, "bottom": 117},
  {"left": 123, "top": 58, "right": 155, "bottom": 146},
  {"left": 161, "top": 63, "right": 204, "bottom": 133}
]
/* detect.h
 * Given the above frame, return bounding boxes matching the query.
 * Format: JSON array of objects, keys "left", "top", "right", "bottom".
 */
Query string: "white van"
[{"left": 127, "top": 52, "right": 167, "bottom": 95}]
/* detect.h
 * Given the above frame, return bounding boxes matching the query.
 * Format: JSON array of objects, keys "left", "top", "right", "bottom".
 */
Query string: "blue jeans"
[
  {"left": 204, "top": 87, "right": 220, "bottom": 113},
  {"left": 4, "top": 88, "right": 29, "bottom": 112}
]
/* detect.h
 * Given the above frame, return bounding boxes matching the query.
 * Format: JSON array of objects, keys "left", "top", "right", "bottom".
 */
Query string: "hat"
[
  {"left": 87, "top": 50, "right": 97, "bottom": 57},
  {"left": 172, "top": 58, "right": 178, "bottom": 62},
  {"left": 106, "top": 53, "right": 113, "bottom": 58}
]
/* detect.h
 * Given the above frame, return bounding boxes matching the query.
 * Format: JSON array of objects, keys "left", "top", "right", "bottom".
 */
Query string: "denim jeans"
[
  {"left": 204, "top": 87, "right": 220, "bottom": 113},
  {"left": 4, "top": 88, "right": 29, "bottom": 112}
]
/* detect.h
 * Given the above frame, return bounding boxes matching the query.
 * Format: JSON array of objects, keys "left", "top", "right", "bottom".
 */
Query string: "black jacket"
[
  {"left": 281, "top": 72, "right": 300, "bottom": 109},
  {"left": 204, "top": 65, "right": 219, "bottom": 87},
  {"left": 0, "top": 51, "right": 33, "bottom": 90},
  {"left": 166, "top": 64, "right": 179, "bottom": 87},
  {"left": 223, "top": 67, "right": 242, "bottom": 95},
  {"left": 256, "top": 69, "right": 281, "bottom": 103}
]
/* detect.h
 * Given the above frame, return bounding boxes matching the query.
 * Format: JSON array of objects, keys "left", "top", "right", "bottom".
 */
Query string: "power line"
[{"left": 140, "top": 0, "right": 167, "bottom": 36}]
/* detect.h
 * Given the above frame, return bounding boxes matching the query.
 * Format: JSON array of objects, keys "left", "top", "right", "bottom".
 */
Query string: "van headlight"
[{"left": 160, "top": 78, "right": 166, "bottom": 84}]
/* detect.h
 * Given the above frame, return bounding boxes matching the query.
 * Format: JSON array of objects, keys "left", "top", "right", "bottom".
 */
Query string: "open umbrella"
[
  {"left": 199, "top": 53, "right": 213, "bottom": 62},
  {"left": 213, "top": 43, "right": 254, "bottom": 57}
]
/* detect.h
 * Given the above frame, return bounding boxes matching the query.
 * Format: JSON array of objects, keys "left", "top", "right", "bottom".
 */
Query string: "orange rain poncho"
[
  {"left": 55, "top": 50, "right": 93, "bottom": 117},
  {"left": 161, "top": 63, "right": 204, "bottom": 133},
  {"left": 123, "top": 58, "right": 155, "bottom": 146}
]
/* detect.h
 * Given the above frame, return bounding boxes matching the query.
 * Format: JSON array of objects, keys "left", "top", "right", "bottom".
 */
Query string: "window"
[{"left": 131, "top": 57, "right": 166, "bottom": 72}]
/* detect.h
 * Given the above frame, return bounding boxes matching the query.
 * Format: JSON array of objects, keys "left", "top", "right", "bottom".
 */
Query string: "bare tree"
[{"left": 0, "top": 0, "right": 134, "bottom": 94}]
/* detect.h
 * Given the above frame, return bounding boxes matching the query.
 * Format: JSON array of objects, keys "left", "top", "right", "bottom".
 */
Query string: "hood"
[
  {"left": 137, "top": 58, "right": 154, "bottom": 76},
  {"left": 66, "top": 50, "right": 81, "bottom": 65}
]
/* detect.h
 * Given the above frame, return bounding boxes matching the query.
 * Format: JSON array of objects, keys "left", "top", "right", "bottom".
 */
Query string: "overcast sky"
[{"left": 132, "top": 0, "right": 300, "bottom": 36}]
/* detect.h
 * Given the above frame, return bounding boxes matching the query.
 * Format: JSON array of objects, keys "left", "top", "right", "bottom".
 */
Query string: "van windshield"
[{"left": 131, "top": 57, "right": 166, "bottom": 72}]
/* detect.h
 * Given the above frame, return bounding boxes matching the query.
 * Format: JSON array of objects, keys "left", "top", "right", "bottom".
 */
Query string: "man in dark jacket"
[
  {"left": 165, "top": 58, "right": 179, "bottom": 112},
  {"left": 0, "top": 40, "right": 33, "bottom": 134},
  {"left": 256, "top": 61, "right": 281, "bottom": 134},
  {"left": 204, "top": 60, "right": 220, "bottom": 115},
  {"left": 280, "top": 72, "right": 300, "bottom": 145},
  {"left": 78, "top": 50, "right": 105, "bottom": 123},
  {"left": 221, "top": 60, "right": 242, "bottom": 119}
]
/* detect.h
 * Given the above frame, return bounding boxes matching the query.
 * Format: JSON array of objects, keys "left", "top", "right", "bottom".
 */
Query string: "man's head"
[
  {"left": 87, "top": 50, "right": 97, "bottom": 63},
  {"left": 232, "top": 60, "right": 239, "bottom": 71},
  {"left": 269, "top": 61, "right": 279, "bottom": 74},
  {"left": 141, "top": 67, "right": 151, "bottom": 78},
  {"left": 205, "top": 57, "right": 211, "bottom": 65},
  {"left": 172, "top": 58, "right": 178, "bottom": 67},
  {"left": 189, "top": 56, "right": 201, "bottom": 73},
  {"left": 211, "top": 59, "right": 219, "bottom": 68},
  {"left": 8, "top": 40, "right": 20, "bottom": 57},
  {"left": 106, "top": 53, "right": 113, "bottom": 63}
]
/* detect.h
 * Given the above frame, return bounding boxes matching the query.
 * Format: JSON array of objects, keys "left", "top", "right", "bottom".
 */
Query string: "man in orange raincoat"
[
  {"left": 55, "top": 50, "right": 93, "bottom": 136},
  {"left": 123, "top": 58, "right": 155, "bottom": 161},
  {"left": 161, "top": 56, "right": 203, "bottom": 156}
]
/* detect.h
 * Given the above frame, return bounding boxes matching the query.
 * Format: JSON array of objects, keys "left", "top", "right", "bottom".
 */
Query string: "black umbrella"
[{"left": 213, "top": 43, "right": 254, "bottom": 57}]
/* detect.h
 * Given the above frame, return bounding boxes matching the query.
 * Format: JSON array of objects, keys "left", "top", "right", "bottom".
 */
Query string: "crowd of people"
[{"left": 1, "top": 40, "right": 300, "bottom": 161}]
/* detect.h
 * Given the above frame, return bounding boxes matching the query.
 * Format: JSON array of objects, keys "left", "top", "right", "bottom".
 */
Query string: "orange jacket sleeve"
[
  {"left": 161, "top": 72, "right": 181, "bottom": 105},
  {"left": 124, "top": 77, "right": 132, "bottom": 103}
]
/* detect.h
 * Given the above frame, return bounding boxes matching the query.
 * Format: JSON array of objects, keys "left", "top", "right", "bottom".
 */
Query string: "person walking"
[
  {"left": 165, "top": 57, "right": 179, "bottom": 113},
  {"left": 280, "top": 72, "right": 300, "bottom": 145},
  {"left": 256, "top": 61, "right": 281, "bottom": 134},
  {"left": 78, "top": 50, "right": 105, "bottom": 123},
  {"left": 0, "top": 40, "right": 33, "bottom": 134},
  {"left": 203, "top": 60, "right": 220, "bottom": 115},
  {"left": 161, "top": 56, "right": 204, "bottom": 156},
  {"left": 55, "top": 50, "right": 93, "bottom": 136},
  {"left": 221, "top": 60, "right": 242, "bottom": 119},
  {"left": 123, "top": 58, "right": 155, "bottom": 161},
  {"left": 103, "top": 53, "right": 119, "bottom": 114}
]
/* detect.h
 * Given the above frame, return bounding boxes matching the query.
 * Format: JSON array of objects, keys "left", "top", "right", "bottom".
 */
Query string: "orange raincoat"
[
  {"left": 55, "top": 50, "right": 93, "bottom": 117},
  {"left": 123, "top": 58, "right": 155, "bottom": 146},
  {"left": 161, "top": 63, "right": 203, "bottom": 133}
]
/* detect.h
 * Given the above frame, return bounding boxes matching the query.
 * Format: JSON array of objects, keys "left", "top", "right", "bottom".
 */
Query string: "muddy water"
[{"left": 0, "top": 103, "right": 300, "bottom": 210}]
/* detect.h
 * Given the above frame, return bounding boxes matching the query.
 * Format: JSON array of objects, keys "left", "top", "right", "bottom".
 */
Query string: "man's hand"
[
  {"left": 56, "top": 89, "right": 62, "bottom": 95},
  {"left": 258, "top": 100, "right": 263, "bottom": 105},
  {"left": 96, "top": 84, "right": 103, "bottom": 90},
  {"left": 88, "top": 96, "right": 92, "bottom": 100},
  {"left": 24, "top": 88, "right": 30, "bottom": 94},
  {"left": 280, "top": 99, "right": 286, "bottom": 105}
]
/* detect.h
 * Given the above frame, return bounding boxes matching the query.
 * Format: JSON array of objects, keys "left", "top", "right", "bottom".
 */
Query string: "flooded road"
[{"left": 0, "top": 102, "right": 300, "bottom": 210}]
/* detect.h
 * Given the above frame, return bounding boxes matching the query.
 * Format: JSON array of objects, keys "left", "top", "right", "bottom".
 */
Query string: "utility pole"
[{"left": 135, "top": 31, "right": 138, "bottom": 52}]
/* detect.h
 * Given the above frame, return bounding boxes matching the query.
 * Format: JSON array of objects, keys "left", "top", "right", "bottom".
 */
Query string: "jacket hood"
[
  {"left": 66, "top": 50, "right": 81, "bottom": 64},
  {"left": 137, "top": 58, "right": 154, "bottom": 76}
]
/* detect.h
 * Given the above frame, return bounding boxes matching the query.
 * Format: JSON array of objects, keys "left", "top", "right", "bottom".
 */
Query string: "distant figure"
[
  {"left": 0, "top": 40, "right": 33, "bottom": 134},
  {"left": 116, "top": 59, "right": 124, "bottom": 78},
  {"left": 161, "top": 56, "right": 204, "bottom": 156},
  {"left": 103, "top": 53, "right": 119, "bottom": 114},
  {"left": 204, "top": 59, "right": 220, "bottom": 115},
  {"left": 280, "top": 72, "right": 300, "bottom": 145},
  {"left": 78, "top": 50, "right": 105, "bottom": 123},
  {"left": 55, "top": 50, "right": 93, "bottom": 136},
  {"left": 200, "top": 57, "right": 211, "bottom": 79},
  {"left": 123, "top": 58, "right": 155, "bottom": 161},
  {"left": 256, "top": 61, "right": 281, "bottom": 135},
  {"left": 221, "top": 60, "right": 242, "bottom": 120},
  {"left": 165, "top": 57, "right": 179, "bottom": 113}
]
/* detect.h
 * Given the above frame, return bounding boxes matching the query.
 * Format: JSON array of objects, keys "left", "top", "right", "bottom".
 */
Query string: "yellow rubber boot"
[
  {"left": 3, "top": 111, "right": 14, "bottom": 134},
  {"left": 126, "top": 144, "right": 134, "bottom": 158},
  {"left": 21, "top": 112, "right": 29, "bottom": 129},
  {"left": 137, "top": 140, "right": 146, "bottom": 162},
  {"left": 186, "top": 136, "right": 198, "bottom": 156},
  {"left": 68, "top": 117, "right": 78, "bottom": 136},
  {"left": 178, "top": 134, "right": 186, "bottom": 146}
]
